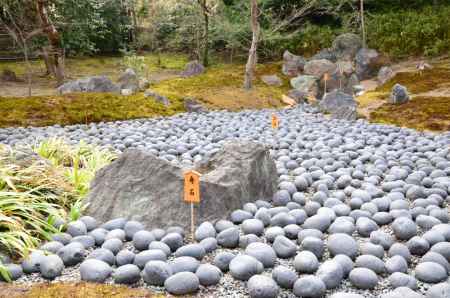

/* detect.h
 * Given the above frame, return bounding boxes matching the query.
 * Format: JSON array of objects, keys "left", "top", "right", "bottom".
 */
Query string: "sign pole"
[
  {"left": 190, "top": 202, "right": 194, "bottom": 241},
  {"left": 184, "top": 170, "right": 201, "bottom": 242}
]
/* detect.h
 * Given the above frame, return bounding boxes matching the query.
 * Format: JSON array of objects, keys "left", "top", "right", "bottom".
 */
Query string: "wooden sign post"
[
  {"left": 323, "top": 73, "right": 330, "bottom": 96},
  {"left": 184, "top": 170, "right": 201, "bottom": 240},
  {"left": 271, "top": 113, "right": 279, "bottom": 130}
]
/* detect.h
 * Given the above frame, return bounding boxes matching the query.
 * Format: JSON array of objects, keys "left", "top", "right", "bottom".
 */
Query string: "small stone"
[
  {"left": 355, "top": 254, "right": 386, "bottom": 274},
  {"left": 195, "top": 222, "right": 216, "bottom": 241},
  {"left": 272, "top": 266, "right": 297, "bottom": 289},
  {"left": 40, "top": 255, "right": 64, "bottom": 280},
  {"left": 57, "top": 242, "right": 85, "bottom": 266},
  {"left": 101, "top": 218, "right": 127, "bottom": 230},
  {"left": 113, "top": 264, "right": 141, "bottom": 284},
  {"left": 102, "top": 238, "right": 123, "bottom": 255},
  {"left": 245, "top": 242, "right": 277, "bottom": 268},
  {"left": 199, "top": 237, "right": 218, "bottom": 253},
  {"left": 213, "top": 252, "right": 236, "bottom": 272},
  {"left": 71, "top": 235, "right": 96, "bottom": 249},
  {"left": 134, "top": 250, "right": 166, "bottom": 269},
  {"left": 388, "top": 272, "right": 417, "bottom": 289},
  {"left": 80, "top": 259, "right": 113, "bottom": 283},
  {"left": 415, "top": 262, "right": 447, "bottom": 283},
  {"left": 40, "top": 241, "right": 64, "bottom": 254},
  {"left": 79, "top": 216, "right": 98, "bottom": 232},
  {"left": 229, "top": 255, "right": 264, "bottom": 281},
  {"left": 301, "top": 237, "right": 324, "bottom": 259},
  {"left": 175, "top": 244, "right": 206, "bottom": 260},
  {"left": 148, "top": 241, "right": 171, "bottom": 256},
  {"left": 385, "top": 255, "right": 408, "bottom": 274},
  {"left": 293, "top": 275, "right": 326, "bottom": 298},
  {"left": 123, "top": 220, "right": 144, "bottom": 240},
  {"left": 133, "top": 230, "right": 156, "bottom": 251},
  {"left": 164, "top": 271, "right": 199, "bottom": 295},
  {"left": 349, "top": 268, "right": 378, "bottom": 289},
  {"left": 426, "top": 283, "right": 450, "bottom": 298},
  {"left": 161, "top": 232, "right": 184, "bottom": 252},
  {"left": 294, "top": 250, "right": 319, "bottom": 273},
  {"left": 143, "top": 260, "right": 172, "bottom": 286},
  {"left": 272, "top": 235, "right": 297, "bottom": 258},
  {"left": 105, "top": 229, "right": 126, "bottom": 241},
  {"left": 195, "top": 264, "right": 222, "bottom": 286},
  {"left": 0, "top": 264, "right": 23, "bottom": 281},
  {"left": 317, "top": 260, "right": 344, "bottom": 289},
  {"left": 242, "top": 219, "right": 265, "bottom": 236},
  {"left": 392, "top": 217, "right": 417, "bottom": 240},
  {"left": 88, "top": 248, "right": 115, "bottom": 266},
  {"left": 116, "top": 249, "right": 135, "bottom": 266},
  {"left": 66, "top": 220, "right": 87, "bottom": 237},
  {"left": 217, "top": 227, "right": 240, "bottom": 248},
  {"left": 327, "top": 233, "right": 358, "bottom": 259},
  {"left": 247, "top": 275, "right": 280, "bottom": 298},
  {"left": 170, "top": 256, "right": 200, "bottom": 274}
]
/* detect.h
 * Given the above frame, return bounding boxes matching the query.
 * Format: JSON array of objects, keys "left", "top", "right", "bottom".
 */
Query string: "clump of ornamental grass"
[{"left": 0, "top": 139, "right": 116, "bottom": 281}]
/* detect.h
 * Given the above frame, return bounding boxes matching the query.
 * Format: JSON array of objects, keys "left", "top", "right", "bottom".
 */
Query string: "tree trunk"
[
  {"left": 243, "top": 0, "right": 260, "bottom": 90},
  {"left": 360, "top": 0, "right": 366, "bottom": 48},
  {"left": 202, "top": 8, "right": 209, "bottom": 67},
  {"left": 36, "top": 0, "right": 65, "bottom": 86}
]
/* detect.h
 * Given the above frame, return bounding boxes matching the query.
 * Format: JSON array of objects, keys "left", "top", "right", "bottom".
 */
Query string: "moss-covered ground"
[
  {"left": 357, "top": 59, "right": 450, "bottom": 132},
  {"left": 0, "top": 54, "right": 288, "bottom": 127},
  {"left": 0, "top": 282, "right": 160, "bottom": 298}
]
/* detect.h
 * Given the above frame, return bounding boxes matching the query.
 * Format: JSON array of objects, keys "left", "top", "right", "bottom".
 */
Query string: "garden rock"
[
  {"left": 245, "top": 242, "right": 277, "bottom": 268},
  {"left": 319, "top": 90, "right": 357, "bottom": 121},
  {"left": 116, "top": 249, "right": 135, "bottom": 266},
  {"left": 123, "top": 221, "right": 144, "bottom": 240},
  {"left": 247, "top": 275, "right": 279, "bottom": 298},
  {"left": 57, "top": 242, "right": 85, "bottom": 266},
  {"left": 272, "top": 235, "right": 297, "bottom": 258},
  {"left": 144, "top": 89, "right": 170, "bottom": 106},
  {"left": 415, "top": 262, "right": 447, "bottom": 283},
  {"left": 282, "top": 50, "right": 306, "bottom": 76},
  {"left": 317, "top": 260, "right": 344, "bottom": 289},
  {"left": 426, "top": 283, "right": 450, "bottom": 298},
  {"left": 195, "top": 222, "right": 216, "bottom": 241},
  {"left": 88, "top": 248, "right": 115, "bottom": 266},
  {"left": 195, "top": 264, "right": 222, "bottom": 286},
  {"left": 327, "top": 233, "right": 358, "bottom": 259},
  {"left": 66, "top": 220, "right": 87, "bottom": 237},
  {"left": 143, "top": 260, "right": 172, "bottom": 286},
  {"left": 261, "top": 75, "right": 282, "bottom": 87},
  {"left": 213, "top": 252, "right": 235, "bottom": 272},
  {"left": 272, "top": 266, "right": 297, "bottom": 289},
  {"left": 304, "top": 59, "right": 337, "bottom": 79},
  {"left": 355, "top": 48, "right": 382, "bottom": 80},
  {"left": 331, "top": 33, "right": 362, "bottom": 61},
  {"left": 79, "top": 259, "right": 113, "bottom": 283},
  {"left": 161, "top": 232, "right": 184, "bottom": 252},
  {"left": 40, "top": 241, "right": 64, "bottom": 254},
  {"left": 165, "top": 272, "right": 200, "bottom": 295},
  {"left": 40, "top": 255, "right": 64, "bottom": 280},
  {"left": 229, "top": 255, "right": 264, "bottom": 281},
  {"left": 349, "top": 268, "right": 378, "bottom": 289},
  {"left": 113, "top": 264, "right": 141, "bottom": 284},
  {"left": 58, "top": 76, "right": 119, "bottom": 94},
  {"left": 175, "top": 244, "right": 206, "bottom": 260},
  {"left": 0, "top": 264, "right": 23, "bottom": 281},
  {"left": 290, "top": 75, "right": 319, "bottom": 98},
  {"left": 378, "top": 66, "right": 395, "bottom": 85},
  {"left": 293, "top": 275, "right": 326, "bottom": 298},
  {"left": 388, "top": 272, "right": 417, "bottom": 289},
  {"left": 117, "top": 68, "right": 139, "bottom": 93},
  {"left": 86, "top": 141, "right": 277, "bottom": 230},
  {"left": 170, "top": 256, "right": 200, "bottom": 274},
  {"left": 181, "top": 60, "right": 205, "bottom": 77},
  {"left": 134, "top": 249, "right": 166, "bottom": 269},
  {"left": 294, "top": 250, "right": 319, "bottom": 273},
  {"left": 79, "top": 216, "right": 98, "bottom": 232},
  {"left": 389, "top": 84, "right": 410, "bottom": 104}
]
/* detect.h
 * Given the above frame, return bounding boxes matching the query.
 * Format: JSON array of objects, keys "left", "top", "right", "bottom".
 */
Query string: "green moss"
[
  {"left": 376, "top": 67, "right": 450, "bottom": 94},
  {"left": 1, "top": 282, "right": 161, "bottom": 298},
  {"left": 370, "top": 96, "right": 450, "bottom": 131},
  {"left": 152, "top": 62, "right": 289, "bottom": 111},
  {"left": 0, "top": 93, "right": 184, "bottom": 128}
]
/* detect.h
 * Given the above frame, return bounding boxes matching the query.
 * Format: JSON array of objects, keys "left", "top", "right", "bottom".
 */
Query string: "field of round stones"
[{"left": 1, "top": 105, "right": 450, "bottom": 298}]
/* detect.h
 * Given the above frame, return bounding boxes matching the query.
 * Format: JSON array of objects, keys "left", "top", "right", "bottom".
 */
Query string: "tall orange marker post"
[
  {"left": 184, "top": 170, "right": 201, "bottom": 240},
  {"left": 271, "top": 113, "right": 279, "bottom": 130},
  {"left": 323, "top": 72, "right": 330, "bottom": 96}
]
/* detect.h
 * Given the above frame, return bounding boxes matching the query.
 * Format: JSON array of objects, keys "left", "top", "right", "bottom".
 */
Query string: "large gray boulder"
[
  {"left": 57, "top": 76, "right": 120, "bottom": 95},
  {"left": 290, "top": 75, "right": 319, "bottom": 98},
  {"left": 181, "top": 60, "right": 205, "bottom": 77},
  {"left": 331, "top": 33, "right": 362, "bottom": 61},
  {"left": 117, "top": 68, "right": 139, "bottom": 93},
  {"left": 319, "top": 90, "right": 358, "bottom": 120},
  {"left": 355, "top": 48, "right": 382, "bottom": 80},
  {"left": 86, "top": 141, "right": 277, "bottom": 230},
  {"left": 304, "top": 59, "right": 337, "bottom": 79},
  {"left": 282, "top": 50, "right": 306, "bottom": 77}
]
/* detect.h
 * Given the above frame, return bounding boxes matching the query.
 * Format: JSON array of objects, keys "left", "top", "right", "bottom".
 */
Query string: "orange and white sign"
[
  {"left": 271, "top": 114, "right": 279, "bottom": 129},
  {"left": 184, "top": 170, "right": 201, "bottom": 204}
]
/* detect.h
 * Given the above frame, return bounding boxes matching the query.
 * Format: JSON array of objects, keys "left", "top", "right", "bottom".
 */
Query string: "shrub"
[{"left": 0, "top": 139, "right": 116, "bottom": 271}]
